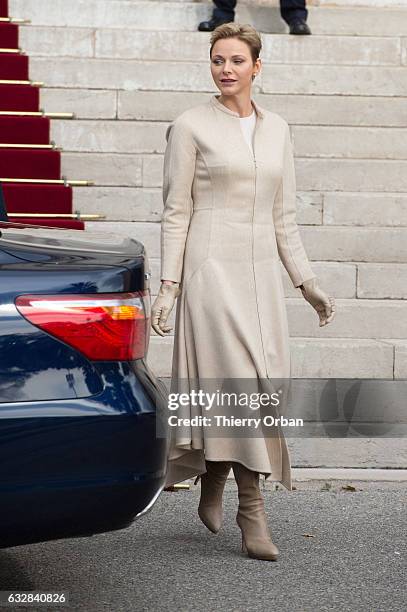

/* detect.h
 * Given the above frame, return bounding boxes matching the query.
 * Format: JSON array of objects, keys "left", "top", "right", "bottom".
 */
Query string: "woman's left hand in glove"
[{"left": 298, "top": 278, "right": 336, "bottom": 327}]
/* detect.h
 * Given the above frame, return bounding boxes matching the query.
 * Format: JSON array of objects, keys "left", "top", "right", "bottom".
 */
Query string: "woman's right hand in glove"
[{"left": 151, "top": 282, "right": 181, "bottom": 336}]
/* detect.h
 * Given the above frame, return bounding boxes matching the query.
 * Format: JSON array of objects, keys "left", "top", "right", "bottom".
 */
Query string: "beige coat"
[{"left": 161, "top": 94, "right": 316, "bottom": 490}]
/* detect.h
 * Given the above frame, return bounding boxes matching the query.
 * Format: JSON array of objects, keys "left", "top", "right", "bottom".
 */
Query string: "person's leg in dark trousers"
[
  {"left": 280, "top": 0, "right": 311, "bottom": 34},
  {"left": 280, "top": 0, "right": 307, "bottom": 24},
  {"left": 198, "top": 0, "right": 236, "bottom": 31},
  {"left": 213, "top": 0, "right": 236, "bottom": 21},
  {"left": 198, "top": 0, "right": 311, "bottom": 34}
]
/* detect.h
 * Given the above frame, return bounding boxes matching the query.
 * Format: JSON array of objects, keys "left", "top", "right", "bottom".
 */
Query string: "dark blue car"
[{"left": 0, "top": 222, "right": 168, "bottom": 549}]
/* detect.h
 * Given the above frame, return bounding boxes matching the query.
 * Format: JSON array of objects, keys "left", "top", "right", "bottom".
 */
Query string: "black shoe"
[
  {"left": 289, "top": 19, "right": 311, "bottom": 35},
  {"left": 198, "top": 15, "right": 233, "bottom": 32}
]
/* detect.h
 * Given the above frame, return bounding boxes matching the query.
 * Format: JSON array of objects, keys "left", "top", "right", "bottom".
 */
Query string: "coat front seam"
[
  {"left": 251, "top": 120, "right": 269, "bottom": 379},
  {"left": 195, "top": 145, "right": 214, "bottom": 264}
]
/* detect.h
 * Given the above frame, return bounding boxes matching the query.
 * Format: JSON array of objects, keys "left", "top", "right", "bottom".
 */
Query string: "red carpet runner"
[
  {"left": 0, "top": 0, "right": 8, "bottom": 18},
  {"left": 0, "top": 0, "right": 85, "bottom": 229}
]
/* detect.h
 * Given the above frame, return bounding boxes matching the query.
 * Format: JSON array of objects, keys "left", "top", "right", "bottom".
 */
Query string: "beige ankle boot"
[
  {"left": 196, "top": 460, "right": 232, "bottom": 534},
  {"left": 232, "top": 462, "right": 279, "bottom": 561}
]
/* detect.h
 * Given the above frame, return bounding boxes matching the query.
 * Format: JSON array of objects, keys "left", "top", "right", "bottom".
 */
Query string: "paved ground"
[{"left": 0, "top": 482, "right": 406, "bottom": 612}]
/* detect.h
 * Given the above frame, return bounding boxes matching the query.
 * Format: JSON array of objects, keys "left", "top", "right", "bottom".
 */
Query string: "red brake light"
[{"left": 15, "top": 292, "right": 150, "bottom": 361}]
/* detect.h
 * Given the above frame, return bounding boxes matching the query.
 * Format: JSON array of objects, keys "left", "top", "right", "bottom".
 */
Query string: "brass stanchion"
[
  {"left": 45, "top": 112, "right": 75, "bottom": 119},
  {"left": 0, "top": 143, "right": 54, "bottom": 148},
  {"left": 0, "top": 112, "right": 43, "bottom": 117},
  {"left": 0, "top": 18, "right": 31, "bottom": 24},
  {"left": 0, "top": 178, "right": 94, "bottom": 186},
  {"left": 0, "top": 112, "right": 74, "bottom": 119},
  {"left": 0, "top": 80, "right": 44, "bottom": 86},
  {"left": 8, "top": 213, "right": 106, "bottom": 221}
]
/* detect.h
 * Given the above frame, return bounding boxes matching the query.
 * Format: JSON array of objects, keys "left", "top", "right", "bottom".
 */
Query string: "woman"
[{"left": 152, "top": 23, "right": 335, "bottom": 561}]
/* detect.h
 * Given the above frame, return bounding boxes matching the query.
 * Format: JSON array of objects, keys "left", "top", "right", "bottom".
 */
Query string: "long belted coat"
[{"left": 160, "top": 94, "right": 316, "bottom": 490}]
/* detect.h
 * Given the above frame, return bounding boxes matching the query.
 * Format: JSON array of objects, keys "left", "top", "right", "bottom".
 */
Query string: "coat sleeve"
[
  {"left": 160, "top": 117, "right": 197, "bottom": 284},
  {"left": 273, "top": 121, "right": 317, "bottom": 288}
]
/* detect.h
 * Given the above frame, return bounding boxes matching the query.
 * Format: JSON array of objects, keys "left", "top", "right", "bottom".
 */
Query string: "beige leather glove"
[
  {"left": 151, "top": 282, "right": 181, "bottom": 337},
  {"left": 298, "top": 278, "right": 336, "bottom": 327}
]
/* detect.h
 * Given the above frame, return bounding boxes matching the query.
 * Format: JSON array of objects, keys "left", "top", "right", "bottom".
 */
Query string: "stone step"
[
  {"left": 357, "top": 264, "right": 407, "bottom": 299},
  {"left": 40, "top": 88, "right": 117, "bottom": 119},
  {"left": 10, "top": 0, "right": 209, "bottom": 29},
  {"left": 95, "top": 30, "right": 403, "bottom": 66},
  {"left": 20, "top": 27, "right": 405, "bottom": 66},
  {"left": 317, "top": 0, "right": 407, "bottom": 7},
  {"left": 37, "top": 88, "right": 407, "bottom": 126},
  {"left": 144, "top": 257, "right": 407, "bottom": 299},
  {"left": 29, "top": 58, "right": 407, "bottom": 96},
  {"left": 68, "top": 152, "right": 407, "bottom": 192},
  {"left": 323, "top": 192, "right": 407, "bottom": 226},
  {"left": 116, "top": 0, "right": 407, "bottom": 6},
  {"left": 296, "top": 159, "right": 407, "bottom": 192},
  {"left": 53, "top": 121, "right": 407, "bottom": 159},
  {"left": 147, "top": 336, "right": 398, "bottom": 378},
  {"left": 392, "top": 340, "right": 407, "bottom": 378},
  {"left": 287, "top": 443, "right": 407, "bottom": 472},
  {"left": 19, "top": 27, "right": 95, "bottom": 58},
  {"left": 74, "top": 186, "right": 162, "bottom": 219},
  {"left": 294, "top": 226, "right": 407, "bottom": 262},
  {"left": 9, "top": 1, "right": 407, "bottom": 36},
  {"left": 146, "top": 296, "right": 407, "bottom": 339},
  {"left": 118, "top": 91, "right": 407, "bottom": 127},
  {"left": 146, "top": 258, "right": 357, "bottom": 297},
  {"left": 85, "top": 221, "right": 407, "bottom": 262},
  {"left": 287, "top": 300, "right": 407, "bottom": 339},
  {"left": 72, "top": 181, "right": 407, "bottom": 228}
]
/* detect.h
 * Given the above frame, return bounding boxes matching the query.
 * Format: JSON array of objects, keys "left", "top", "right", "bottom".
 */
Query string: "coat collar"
[{"left": 210, "top": 94, "right": 265, "bottom": 119}]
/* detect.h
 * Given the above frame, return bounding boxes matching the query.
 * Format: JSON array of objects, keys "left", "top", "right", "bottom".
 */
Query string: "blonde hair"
[{"left": 209, "top": 23, "right": 262, "bottom": 65}]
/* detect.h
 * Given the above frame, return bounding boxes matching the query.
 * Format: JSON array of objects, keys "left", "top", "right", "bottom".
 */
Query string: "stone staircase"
[{"left": 8, "top": 0, "right": 407, "bottom": 386}]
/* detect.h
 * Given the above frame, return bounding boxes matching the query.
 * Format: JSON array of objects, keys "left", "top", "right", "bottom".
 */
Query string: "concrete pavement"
[{"left": 0, "top": 481, "right": 406, "bottom": 611}]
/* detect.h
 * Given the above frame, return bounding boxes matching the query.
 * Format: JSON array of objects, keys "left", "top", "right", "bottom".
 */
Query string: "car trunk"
[{"left": 0, "top": 223, "right": 151, "bottom": 403}]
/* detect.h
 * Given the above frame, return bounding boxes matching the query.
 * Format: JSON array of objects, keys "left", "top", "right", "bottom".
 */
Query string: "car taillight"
[{"left": 15, "top": 292, "right": 150, "bottom": 361}]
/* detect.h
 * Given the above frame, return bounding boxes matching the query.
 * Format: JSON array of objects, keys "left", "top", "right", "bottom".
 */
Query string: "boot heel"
[{"left": 241, "top": 536, "right": 247, "bottom": 553}]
